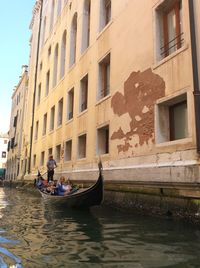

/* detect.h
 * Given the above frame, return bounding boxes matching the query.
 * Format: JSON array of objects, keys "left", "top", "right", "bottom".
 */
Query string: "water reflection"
[
  {"left": 0, "top": 190, "right": 8, "bottom": 219},
  {"left": 0, "top": 189, "right": 23, "bottom": 268},
  {"left": 1, "top": 187, "right": 200, "bottom": 267}
]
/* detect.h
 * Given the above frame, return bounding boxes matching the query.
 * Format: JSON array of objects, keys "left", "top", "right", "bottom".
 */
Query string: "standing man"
[{"left": 47, "top": 155, "right": 57, "bottom": 182}]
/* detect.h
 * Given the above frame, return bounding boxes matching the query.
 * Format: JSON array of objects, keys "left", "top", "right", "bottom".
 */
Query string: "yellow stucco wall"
[{"left": 20, "top": 0, "right": 199, "bottom": 182}]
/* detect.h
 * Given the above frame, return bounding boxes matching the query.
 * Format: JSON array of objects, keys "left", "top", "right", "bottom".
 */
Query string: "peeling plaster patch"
[
  {"left": 111, "top": 127, "right": 125, "bottom": 140},
  {"left": 135, "top": 115, "right": 141, "bottom": 121},
  {"left": 135, "top": 83, "right": 139, "bottom": 88},
  {"left": 111, "top": 68, "right": 165, "bottom": 153},
  {"left": 112, "top": 113, "right": 132, "bottom": 137},
  {"left": 117, "top": 141, "right": 132, "bottom": 153},
  {"left": 142, "top": 106, "right": 149, "bottom": 113}
]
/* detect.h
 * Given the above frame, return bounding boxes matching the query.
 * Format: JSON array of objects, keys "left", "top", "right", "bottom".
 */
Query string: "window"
[
  {"left": 80, "top": 74, "right": 88, "bottom": 112},
  {"left": 169, "top": 101, "right": 187, "bottom": 141},
  {"left": 48, "top": 46, "right": 51, "bottom": 58},
  {"left": 33, "top": 154, "right": 36, "bottom": 167},
  {"left": 15, "top": 133, "right": 18, "bottom": 146},
  {"left": 60, "top": 31, "right": 67, "bottom": 79},
  {"left": 50, "top": 106, "right": 55, "bottom": 131},
  {"left": 48, "top": 148, "right": 53, "bottom": 157},
  {"left": 98, "top": 53, "right": 110, "bottom": 99},
  {"left": 99, "top": 0, "right": 111, "bottom": 31},
  {"left": 46, "top": 70, "right": 50, "bottom": 96},
  {"left": 78, "top": 134, "right": 86, "bottom": 159},
  {"left": 56, "top": 144, "right": 61, "bottom": 163},
  {"left": 40, "top": 62, "right": 43, "bottom": 71},
  {"left": 35, "top": 121, "right": 39, "bottom": 140},
  {"left": 67, "top": 88, "right": 74, "bottom": 120},
  {"left": 53, "top": 44, "right": 59, "bottom": 87},
  {"left": 21, "top": 160, "right": 24, "bottom": 175},
  {"left": 57, "top": 0, "right": 62, "bottom": 17},
  {"left": 13, "top": 115, "right": 18, "bottom": 127},
  {"left": 155, "top": 0, "right": 183, "bottom": 60},
  {"left": 156, "top": 93, "right": 188, "bottom": 143},
  {"left": 37, "top": 83, "right": 41, "bottom": 106},
  {"left": 2, "top": 151, "right": 6, "bottom": 158},
  {"left": 41, "top": 17, "right": 46, "bottom": 47},
  {"left": 64, "top": 140, "right": 72, "bottom": 161},
  {"left": 81, "top": 0, "right": 91, "bottom": 53},
  {"left": 70, "top": 13, "right": 77, "bottom": 67},
  {"left": 7, "top": 141, "right": 10, "bottom": 151},
  {"left": 57, "top": 98, "right": 63, "bottom": 126},
  {"left": 43, "top": 113, "right": 47, "bottom": 135},
  {"left": 97, "top": 125, "right": 109, "bottom": 154},
  {"left": 50, "top": 0, "right": 55, "bottom": 33},
  {"left": 40, "top": 151, "right": 45, "bottom": 166}
]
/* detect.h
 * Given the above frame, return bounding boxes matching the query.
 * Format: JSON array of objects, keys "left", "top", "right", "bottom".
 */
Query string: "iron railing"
[{"left": 160, "top": 32, "right": 184, "bottom": 57}]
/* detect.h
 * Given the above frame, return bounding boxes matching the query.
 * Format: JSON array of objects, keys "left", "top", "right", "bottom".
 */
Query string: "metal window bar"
[
  {"left": 81, "top": 102, "right": 87, "bottom": 112},
  {"left": 160, "top": 32, "right": 184, "bottom": 56},
  {"left": 68, "top": 111, "right": 73, "bottom": 120},
  {"left": 100, "top": 86, "right": 110, "bottom": 98}
]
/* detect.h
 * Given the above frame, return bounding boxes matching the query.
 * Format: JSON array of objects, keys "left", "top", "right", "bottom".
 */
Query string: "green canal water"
[{"left": 0, "top": 187, "right": 200, "bottom": 267}]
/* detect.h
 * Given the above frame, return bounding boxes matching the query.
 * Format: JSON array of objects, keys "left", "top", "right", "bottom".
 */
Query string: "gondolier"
[{"left": 47, "top": 155, "right": 57, "bottom": 182}]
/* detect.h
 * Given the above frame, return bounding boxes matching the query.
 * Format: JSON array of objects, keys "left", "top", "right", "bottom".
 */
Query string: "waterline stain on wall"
[{"left": 111, "top": 68, "right": 165, "bottom": 153}]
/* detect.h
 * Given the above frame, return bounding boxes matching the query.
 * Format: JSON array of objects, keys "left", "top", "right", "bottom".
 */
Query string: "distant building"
[
  {"left": 7, "top": 0, "right": 200, "bottom": 185},
  {"left": 0, "top": 133, "right": 8, "bottom": 179},
  {"left": 6, "top": 66, "right": 28, "bottom": 180}
]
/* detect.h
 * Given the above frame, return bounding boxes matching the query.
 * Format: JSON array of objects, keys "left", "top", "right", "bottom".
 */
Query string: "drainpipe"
[
  {"left": 28, "top": 0, "right": 43, "bottom": 173},
  {"left": 188, "top": 0, "right": 200, "bottom": 153}
]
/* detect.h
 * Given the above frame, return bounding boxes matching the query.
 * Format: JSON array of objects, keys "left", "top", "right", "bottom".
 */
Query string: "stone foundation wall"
[{"left": 104, "top": 190, "right": 200, "bottom": 224}]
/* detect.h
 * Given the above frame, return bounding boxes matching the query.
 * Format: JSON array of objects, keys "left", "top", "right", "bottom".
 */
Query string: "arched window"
[
  {"left": 41, "top": 17, "right": 46, "bottom": 47},
  {"left": 99, "top": 0, "right": 111, "bottom": 31},
  {"left": 57, "top": 0, "right": 62, "bottom": 17},
  {"left": 60, "top": 30, "right": 67, "bottom": 79},
  {"left": 53, "top": 44, "right": 59, "bottom": 87},
  {"left": 69, "top": 13, "right": 77, "bottom": 67},
  {"left": 81, "top": 0, "right": 91, "bottom": 53},
  {"left": 50, "top": 0, "right": 55, "bottom": 33}
]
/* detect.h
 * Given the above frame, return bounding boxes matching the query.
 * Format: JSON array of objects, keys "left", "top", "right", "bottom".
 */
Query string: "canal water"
[{"left": 0, "top": 188, "right": 200, "bottom": 268}]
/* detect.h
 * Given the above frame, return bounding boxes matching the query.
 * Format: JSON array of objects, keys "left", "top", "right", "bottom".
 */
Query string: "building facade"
[
  {"left": 0, "top": 133, "right": 8, "bottom": 179},
  {"left": 7, "top": 0, "right": 200, "bottom": 184},
  {"left": 7, "top": 66, "right": 28, "bottom": 180}
]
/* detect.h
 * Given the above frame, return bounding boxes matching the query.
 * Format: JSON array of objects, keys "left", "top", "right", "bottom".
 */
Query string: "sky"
[{"left": 0, "top": 1, "right": 36, "bottom": 134}]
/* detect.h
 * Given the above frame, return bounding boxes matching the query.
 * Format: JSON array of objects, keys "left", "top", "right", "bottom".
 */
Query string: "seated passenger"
[
  {"left": 46, "top": 181, "right": 56, "bottom": 195},
  {"left": 57, "top": 176, "right": 72, "bottom": 196},
  {"left": 35, "top": 177, "right": 45, "bottom": 190},
  {"left": 63, "top": 178, "right": 72, "bottom": 192}
]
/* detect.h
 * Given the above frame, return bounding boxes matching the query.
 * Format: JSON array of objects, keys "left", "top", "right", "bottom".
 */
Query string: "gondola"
[{"left": 35, "top": 162, "right": 104, "bottom": 208}]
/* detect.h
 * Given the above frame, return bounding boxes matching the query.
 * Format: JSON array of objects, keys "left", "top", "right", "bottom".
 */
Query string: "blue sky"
[{"left": 0, "top": 1, "right": 35, "bottom": 133}]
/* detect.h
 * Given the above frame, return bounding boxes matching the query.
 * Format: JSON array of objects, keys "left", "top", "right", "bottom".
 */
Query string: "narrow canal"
[{"left": 0, "top": 187, "right": 200, "bottom": 267}]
